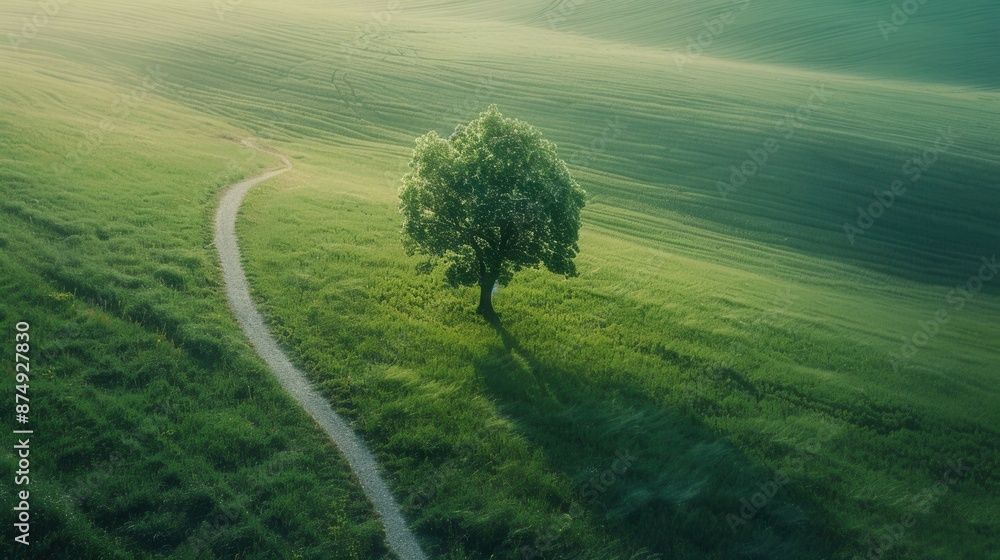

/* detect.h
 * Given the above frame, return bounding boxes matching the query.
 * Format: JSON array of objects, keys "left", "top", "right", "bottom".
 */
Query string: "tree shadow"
[{"left": 475, "top": 321, "right": 848, "bottom": 559}]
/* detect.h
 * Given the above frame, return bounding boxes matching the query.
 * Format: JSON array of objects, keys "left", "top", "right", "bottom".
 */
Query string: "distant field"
[{"left": 2, "top": 0, "right": 998, "bottom": 559}]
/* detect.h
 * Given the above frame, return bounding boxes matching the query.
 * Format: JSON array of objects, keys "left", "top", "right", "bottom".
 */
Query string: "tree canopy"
[{"left": 399, "top": 105, "right": 586, "bottom": 319}]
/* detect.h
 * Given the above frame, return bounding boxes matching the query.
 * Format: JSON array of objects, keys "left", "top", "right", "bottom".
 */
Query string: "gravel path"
[{"left": 214, "top": 156, "right": 427, "bottom": 560}]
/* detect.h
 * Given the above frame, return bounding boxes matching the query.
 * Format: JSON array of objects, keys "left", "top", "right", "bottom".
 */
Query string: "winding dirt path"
[{"left": 214, "top": 154, "right": 427, "bottom": 560}]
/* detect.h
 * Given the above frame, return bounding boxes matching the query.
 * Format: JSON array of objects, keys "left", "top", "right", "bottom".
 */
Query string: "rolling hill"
[{"left": 2, "top": 0, "right": 998, "bottom": 558}]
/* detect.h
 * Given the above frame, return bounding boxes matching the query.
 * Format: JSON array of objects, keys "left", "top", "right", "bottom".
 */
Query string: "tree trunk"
[{"left": 477, "top": 279, "right": 497, "bottom": 319}]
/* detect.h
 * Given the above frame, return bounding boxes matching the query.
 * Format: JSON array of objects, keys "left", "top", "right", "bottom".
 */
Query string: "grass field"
[
  {"left": 2, "top": 0, "right": 998, "bottom": 558},
  {"left": 0, "top": 25, "right": 394, "bottom": 559}
]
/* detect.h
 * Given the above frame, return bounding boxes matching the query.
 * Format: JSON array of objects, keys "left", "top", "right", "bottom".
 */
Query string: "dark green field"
[{"left": 2, "top": 0, "right": 998, "bottom": 559}]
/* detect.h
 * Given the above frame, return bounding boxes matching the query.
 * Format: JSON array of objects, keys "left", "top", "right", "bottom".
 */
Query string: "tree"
[{"left": 399, "top": 105, "right": 586, "bottom": 320}]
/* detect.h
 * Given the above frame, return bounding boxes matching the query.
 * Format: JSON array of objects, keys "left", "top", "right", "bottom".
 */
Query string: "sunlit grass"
[{"left": 1, "top": 0, "right": 998, "bottom": 558}]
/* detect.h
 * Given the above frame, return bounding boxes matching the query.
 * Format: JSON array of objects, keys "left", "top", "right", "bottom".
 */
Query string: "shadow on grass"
[{"left": 475, "top": 320, "right": 847, "bottom": 560}]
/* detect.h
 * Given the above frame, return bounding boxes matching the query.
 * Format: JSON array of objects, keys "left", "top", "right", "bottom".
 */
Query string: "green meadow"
[{"left": 2, "top": 0, "right": 998, "bottom": 559}]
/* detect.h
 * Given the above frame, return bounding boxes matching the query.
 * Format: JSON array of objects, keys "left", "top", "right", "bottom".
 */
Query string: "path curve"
[{"left": 214, "top": 152, "right": 427, "bottom": 560}]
